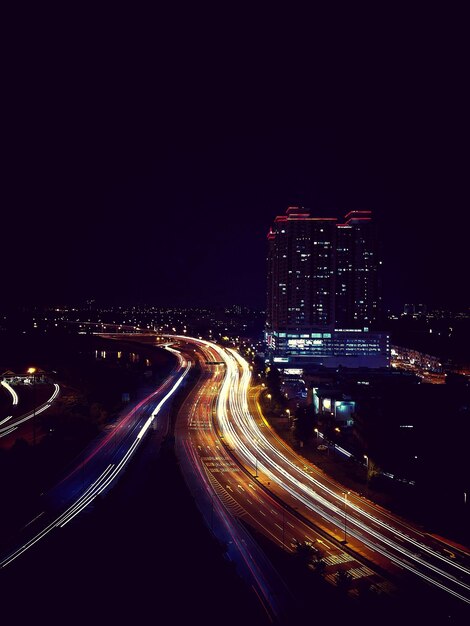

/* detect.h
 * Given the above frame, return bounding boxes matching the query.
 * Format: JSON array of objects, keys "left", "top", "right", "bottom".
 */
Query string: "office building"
[{"left": 266, "top": 206, "right": 389, "bottom": 368}]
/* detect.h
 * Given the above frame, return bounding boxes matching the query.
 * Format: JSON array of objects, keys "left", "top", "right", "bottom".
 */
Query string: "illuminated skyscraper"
[
  {"left": 266, "top": 207, "right": 389, "bottom": 368},
  {"left": 335, "top": 210, "right": 381, "bottom": 328}
]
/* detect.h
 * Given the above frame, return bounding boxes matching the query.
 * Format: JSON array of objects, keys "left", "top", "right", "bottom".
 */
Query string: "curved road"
[
  {"left": 0, "top": 347, "right": 189, "bottom": 569},
  {"left": 3, "top": 326, "right": 469, "bottom": 620},
  {"left": 169, "top": 334, "right": 470, "bottom": 614}
]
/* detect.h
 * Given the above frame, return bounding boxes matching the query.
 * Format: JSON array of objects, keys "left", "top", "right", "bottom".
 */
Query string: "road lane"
[
  {"left": 173, "top": 337, "right": 392, "bottom": 620},
  {"left": 163, "top": 334, "right": 470, "bottom": 611},
  {"left": 219, "top": 345, "right": 470, "bottom": 607},
  {"left": 0, "top": 347, "right": 189, "bottom": 569}
]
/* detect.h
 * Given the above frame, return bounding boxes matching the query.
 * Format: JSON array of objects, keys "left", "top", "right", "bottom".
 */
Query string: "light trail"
[
  {"left": 170, "top": 335, "right": 470, "bottom": 606},
  {"left": 182, "top": 437, "right": 283, "bottom": 621},
  {"left": 0, "top": 426, "right": 17, "bottom": 438},
  {"left": 0, "top": 384, "right": 60, "bottom": 433},
  {"left": 229, "top": 347, "right": 470, "bottom": 603},
  {"left": 0, "top": 360, "right": 190, "bottom": 569},
  {"left": 174, "top": 345, "right": 291, "bottom": 622},
  {"left": 174, "top": 336, "right": 397, "bottom": 618},
  {"left": 55, "top": 344, "right": 187, "bottom": 489},
  {"left": 1, "top": 380, "right": 19, "bottom": 408}
]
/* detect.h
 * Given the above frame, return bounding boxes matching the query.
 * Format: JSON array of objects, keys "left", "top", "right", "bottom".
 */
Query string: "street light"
[
  {"left": 364, "top": 454, "right": 369, "bottom": 489},
  {"left": 27, "top": 367, "right": 37, "bottom": 446},
  {"left": 341, "top": 491, "right": 350, "bottom": 543},
  {"left": 253, "top": 438, "right": 260, "bottom": 478},
  {"left": 266, "top": 393, "right": 272, "bottom": 409},
  {"left": 282, "top": 504, "right": 285, "bottom": 551}
]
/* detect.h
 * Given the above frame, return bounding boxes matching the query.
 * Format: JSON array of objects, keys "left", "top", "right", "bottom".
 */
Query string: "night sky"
[{"left": 4, "top": 9, "right": 468, "bottom": 311}]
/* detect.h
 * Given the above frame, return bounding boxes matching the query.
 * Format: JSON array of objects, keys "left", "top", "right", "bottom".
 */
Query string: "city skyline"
[
  {"left": 2, "top": 9, "right": 470, "bottom": 625},
  {"left": 4, "top": 15, "right": 468, "bottom": 312}
]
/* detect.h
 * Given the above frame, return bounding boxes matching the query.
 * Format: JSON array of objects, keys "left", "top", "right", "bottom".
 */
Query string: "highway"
[
  {"left": 0, "top": 346, "right": 189, "bottom": 569},
  {"left": 169, "top": 334, "right": 470, "bottom": 613},
  {"left": 170, "top": 335, "right": 395, "bottom": 621},
  {"left": 174, "top": 339, "right": 295, "bottom": 622},
  {"left": 3, "top": 327, "right": 469, "bottom": 619}
]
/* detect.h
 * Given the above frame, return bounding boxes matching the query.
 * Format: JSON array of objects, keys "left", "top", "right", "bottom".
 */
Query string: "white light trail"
[
  {"left": 239, "top": 349, "right": 470, "bottom": 601},
  {"left": 176, "top": 336, "right": 470, "bottom": 605},
  {"left": 0, "top": 364, "right": 190, "bottom": 569},
  {"left": 0, "top": 425, "right": 17, "bottom": 438},
  {"left": 0, "top": 384, "right": 60, "bottom": 433},
  {"left": 1, "top": 380, "right": 19, "bottom": 405}
]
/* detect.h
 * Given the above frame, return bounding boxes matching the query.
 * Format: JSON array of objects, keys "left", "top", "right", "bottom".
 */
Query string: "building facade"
[{"left": 266, "top": 206, "right": 389, "bottom": 368}]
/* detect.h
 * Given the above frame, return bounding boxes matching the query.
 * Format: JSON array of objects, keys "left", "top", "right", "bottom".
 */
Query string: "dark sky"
[{"left": 4, "top": 8, "right": 468, "bottom": 312}]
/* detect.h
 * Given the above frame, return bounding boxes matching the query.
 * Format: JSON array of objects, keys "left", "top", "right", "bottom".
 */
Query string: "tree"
[
  {"left": 335, "top": 569, "right": 353, "bottom": 593},
  {"left": 294, "top": 540, "right": 322, "bottom": 568},
  {"left": 311, "top": 556, "right": 326, "bottom": 576},
  {"left": 366, "top": 457, "right": 379, "bottom": 483},
  {"left": 293, "top": 406, "right": 314, "bottom": 444},
  {"left": 90, "top": 402, "right": 108, "bottom": 424},
  {"left": 357, "top": 577, "right": 380, "bottom": 601},
  {"left": 294, "top": 540, "right": 315, "bottom": 567}
]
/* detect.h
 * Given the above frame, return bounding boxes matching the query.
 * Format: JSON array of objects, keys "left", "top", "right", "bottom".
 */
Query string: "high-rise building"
[{"left": 266, "top": 207, "right": 389, "bottom": 368}]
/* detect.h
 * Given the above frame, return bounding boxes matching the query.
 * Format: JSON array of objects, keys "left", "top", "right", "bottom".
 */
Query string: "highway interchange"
[
  {"left": 0, "top": 345, "right": 190, "bottom": 569},
  {"left": 171, "top": 335, "right": 470, "bottom": 612},
  {"left": 1, "top": 330, "right": 469, "bottom": 621}
]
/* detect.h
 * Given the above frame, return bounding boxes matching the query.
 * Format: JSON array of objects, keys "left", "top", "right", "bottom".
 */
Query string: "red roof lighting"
[{"left": 344, "top": 210, "right": 372, "bottom": 220}]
